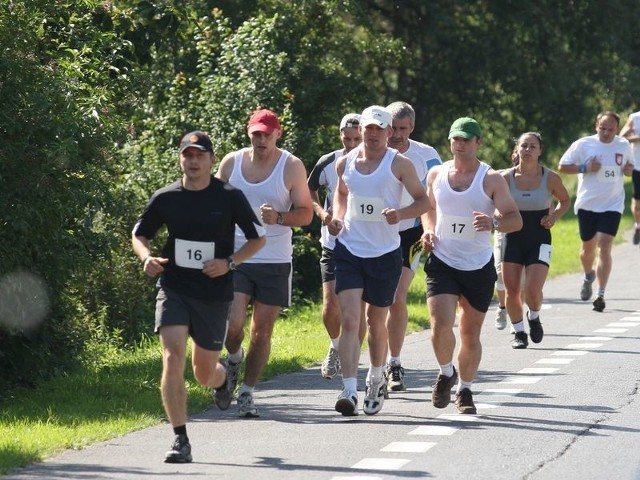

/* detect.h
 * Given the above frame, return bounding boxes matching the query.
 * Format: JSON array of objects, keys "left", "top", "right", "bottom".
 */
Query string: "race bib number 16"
[{"left": 175, "top": 239, "right": 215, "bottom": 269}]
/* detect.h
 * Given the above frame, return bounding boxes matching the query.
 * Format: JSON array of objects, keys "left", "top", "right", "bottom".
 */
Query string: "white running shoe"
[
  {"left": 237, "top": 391, "right": 259, "bottom": 418},
  {"left": 320, "top": 347, "right": 340, "bottom": 379},
  {"left": 363, "top": 378, "right": 386, "bottom": 415},
  {"left": 335, "top": 389, "right": 358, "bottom": 416},
  {"left": 494, "top": 307, "right": 507, "bottom": 330}
]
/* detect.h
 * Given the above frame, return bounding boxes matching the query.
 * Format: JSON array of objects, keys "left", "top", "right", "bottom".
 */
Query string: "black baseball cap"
[{"left": 179, "top": 131, "right": 213, "bottom": 153}]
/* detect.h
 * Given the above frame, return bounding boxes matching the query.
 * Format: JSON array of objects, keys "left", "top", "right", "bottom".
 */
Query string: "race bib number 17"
[
  {"left": 175, "top": 239, "right": 215, "bottom": 269},
  {"left": 440, "top": 214, "right": 475, "bottom": 241}
]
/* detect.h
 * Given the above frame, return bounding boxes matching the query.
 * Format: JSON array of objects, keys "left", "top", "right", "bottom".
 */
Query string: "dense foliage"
[{"left": 1, "top": 0, "right": 639, "bottom": 396}]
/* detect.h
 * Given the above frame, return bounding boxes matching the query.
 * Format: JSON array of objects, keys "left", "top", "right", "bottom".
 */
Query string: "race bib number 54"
[{"left": 175, "top": 239, "right": 215, "bottom": 269}]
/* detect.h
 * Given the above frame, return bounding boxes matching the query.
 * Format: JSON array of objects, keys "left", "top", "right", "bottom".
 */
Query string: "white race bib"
[
  {"left": 597, "top": 167, "right": 618, "bottom": 183},
  {"left": 440, "top": 213, "right": 475, "bottom": 240},
  {"left": 175, "top": 239, "right": 215, "bottom": 269},
  {"left": 538, "top": 243, "right": 552, "bottom": 263},
  {"left": 350, "top": 195, "right": 385, "bottom": 222}
]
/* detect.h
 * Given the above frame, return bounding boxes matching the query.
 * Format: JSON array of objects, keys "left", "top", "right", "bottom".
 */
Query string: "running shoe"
[
  {"left": 592, "top": 296, "right": 606, "bottom": 312},
  {"left": 634, "top": 229, "right": 640, "bottom": 245},
  {"left": 237, "top": 391, "right": 259, "bottom": 418},
  {"left": 225, "top": 355, "right": 243, "bottom": 396},
  {"left": 363, "top": 378, "right": 387, "bottom": 415},
  {"left": 320, "top": 347, "right": 340, "bottom": 379},
  {"left": 455, "top": 388, "right": 477, "bottom": 414},
  {"left": 528, "top": 315, "right": 544, "bottom": 344},
  {"left": 511, "top": 331, "right": 528, "bottom": 349},
  {"left": 212, "top": 362, "right": 231, "bottom": 410},
  {"left": 494, "top": 307, "right": 507, "bottom": 330},
  {"left": 164, "top": 434, "right": 192, "bottom": 463},
  {"left": 385, "top": 363, "right": 406, "bottom": 391},
  {"left": 431, "top": 367, "right": 458, "bottom": 408},
  {"left": 580, "top": 271, "right": 595, "bottom": 301},
  {"left": 335, "top": 388, "right": 359, "bottom": 416}
]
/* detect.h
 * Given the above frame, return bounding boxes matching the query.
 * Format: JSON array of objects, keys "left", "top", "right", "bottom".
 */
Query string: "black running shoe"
[
  {"left": 511, "top": 331, "right": 528, "bottom": 349},
  {"left": 455, "top": 388, "right": 477, "bottom": 414},
  {"left": 634, "top": 229, "right": 640, "bottom": 245},
  {"left": 164, "top": 434, "right": 192, "bottom": 463},
  {"left": 592, "top": 296, "right": 605, "bottom": 312},
  {"left": 213, "top": 365, "right": 231, "bottom": 411},
  {"left": 431, "top": 367, "right": 458, "bottom": 408},
  {"left": 528, "top": 316, "right": 544, "bottom": 344}
]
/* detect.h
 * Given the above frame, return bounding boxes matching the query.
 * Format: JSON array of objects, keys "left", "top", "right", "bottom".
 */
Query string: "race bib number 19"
[
  {"left": 350, "top": 195, "right": 385, "bottom": 222},
  {"left": 175, "top": 239, "right": 215, "bottom": 269}
]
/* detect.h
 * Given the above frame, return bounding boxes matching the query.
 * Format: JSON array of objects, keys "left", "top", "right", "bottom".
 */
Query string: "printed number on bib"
[
  {"left": 440, "top": 214, "right": 475, "bottom": 240},
  {"left": 350, "top": 195, "right": 385, "bottom": 222},
  {"left": 597, "top": 167, "right": 618, "bottom": 183},
  {"left": 538, "top": 243, "right": 552, "bottom": 264},
  {"left": 175, "top": 239, "right": 215, "bottom": 269}
]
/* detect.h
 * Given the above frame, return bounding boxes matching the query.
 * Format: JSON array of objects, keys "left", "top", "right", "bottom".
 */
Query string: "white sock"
[
  {"left": 456, "top": 379, "right": 473, "bottom": 393},
  {"left": 227, "top": 348, "right": 243, "bottom": 364},
  {"left": 439, "top": 362, "right": 454, "bottom": 377},
  {"left": 330, "top": 337, "right": 339, "bottom": 349},
  {"left": 388, "top": 356, "right": 401, "bottom": 367},
  {"left": 528, "top": 310, "right": 540, "bottom": 320},
  {"left": 343, "top": 377, "right": 357, "bottom": 393},
  {"left": 238, "top": 383, "right": 254, "bottom": 395},
  {"left": 513, "top": 320, "right": 525, "bottom": 333},
  {"left": 367, "top": 365, "right": 384, "bottom": 384}
]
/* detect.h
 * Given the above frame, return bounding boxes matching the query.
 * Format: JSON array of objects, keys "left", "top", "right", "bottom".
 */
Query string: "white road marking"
[
  {"left": 332, "top": 476, "right": 382, "bottom": 480},
  {"left": 593, "top": 328, "right": 627, "bottom": 334},
  {"left": 535, "top": 358, "right": 574, "bottom": 364},
  {"left": 552, "top": 350, "right": 589, "bottom": 356},
  {"left": 578, "top": 336, "right": 612, "bottom": 341},
  {"left": 607, "top": 322, "right": 639, "bottom": 327},
  {"left": 381, "top": 442, "right": 437, "bottom": 453},
  {"left": 351, "top": 458, "right": 411, "bottom": 470},
  {"left": 409, "top": 425, "right": 458, "bottom": 436},
  {"left": 564, "top": 343, "right": 603, "bottom": 349},
  {"left": 482, "top": 388, "right": 523, "bottom": 395},
  {"left": 518, "top": 367, "right": 559, "bottom": 374},
  {"left": 499, "top": 376, "right": 542, "bottom": 384}
]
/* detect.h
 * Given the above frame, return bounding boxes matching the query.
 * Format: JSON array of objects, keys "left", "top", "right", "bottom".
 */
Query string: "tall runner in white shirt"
[
  {"left": 384, "top": 101, "right": 442, "bottom": 392},
  {"left": 619, "top": 110, "right": 640, "bottom": 244},
  {"left": 328, "top": 105, "right": 428, "bottom": 416},
  {"left": 559, "top": 111, "right": 634, "bottom": 312},
  {"left": 307, "top": 113, "right": 366, "bottom": 380},
  {"left": 216, "top": 108, "right": 313, "bottom": 417},
  {"left": 422, "top": 117, "right": 521, "bottom": 414}
]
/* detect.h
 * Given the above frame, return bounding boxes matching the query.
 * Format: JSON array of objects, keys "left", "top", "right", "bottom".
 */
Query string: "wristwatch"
[
  {"left": 227, "top": 256, "right": 237, "bottom": 271},
  {"left": 276, "top": 212, "right": 285, "bottom": 225}
]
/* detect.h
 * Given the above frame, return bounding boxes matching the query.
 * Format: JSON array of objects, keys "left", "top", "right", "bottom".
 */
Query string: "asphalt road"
[{"left": 5, "top": 236, "right": 640, "bottom": 480}]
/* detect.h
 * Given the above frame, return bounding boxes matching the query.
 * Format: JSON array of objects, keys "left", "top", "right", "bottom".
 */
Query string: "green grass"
[{"left": 0, "top": 188, "right": 634, "bottom": 473}]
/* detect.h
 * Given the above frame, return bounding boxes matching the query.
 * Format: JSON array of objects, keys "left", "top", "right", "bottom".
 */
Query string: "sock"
[
  {"left": 227, "top": 348, "right": 243, "bottom": 364},
  {"left": 528, "top": 310, "right": 540, "bottom": 321},
  {"left": 343, "top": 377, "right": 357, "bottom": 393},
  {"left": 498, "top": 305, "right": 506, "bottom": 310},
  {"left": 597, "top": 288, "right": 605, "bottom": 298},
  {"left": 439, "top": 362, "right": 454, "bottom": 377},
  {"left": 330, "top": 337, "right": 339, "bottom": 349},
  {"left": 173, "top": 425, "right": 187, "bottom": 437},
  {"left": 388, "top": 356, "right": 401, "bottom": 367},
  {"left": 238, "top": 383, "right": 254, "bottom": 396},
  {"left": 367, "top": 365, "right": 384, "bottom": 385},
  {"left": 512, "top": 320, "right": 525, "bottom": 333},
  {"left": 456, "top": 380, "right": 473, "bottom": 394},
  {"left": 584, "top": 271, "right": 595, "bottom": 282}
]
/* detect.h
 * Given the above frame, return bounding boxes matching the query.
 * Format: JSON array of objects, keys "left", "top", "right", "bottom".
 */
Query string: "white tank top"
[
  {"left": 338, "top": 147, "right": 403, "bottom": 258},
  {"left": 229, "top": 148, "right": 293, "bottom": 263},
  {"left": 433, "top": 160, "right": 494, "bottom": 270}
]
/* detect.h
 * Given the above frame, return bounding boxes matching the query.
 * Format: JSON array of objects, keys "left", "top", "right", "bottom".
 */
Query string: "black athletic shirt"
[{"left": 133, "top": 176, "right": 262, "bottom": 301}]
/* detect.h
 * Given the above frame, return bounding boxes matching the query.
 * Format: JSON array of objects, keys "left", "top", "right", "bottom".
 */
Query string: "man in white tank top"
[
  {"left": 307, "top": 113, "right": 366, "bottom": 380},
  {"left": 328, "top": 105, "right": 429, "bottom": 416},
  {"left": 216, "top": 108, "right": 313, "bottom": 418},
  {"left": 619, "top": 111, "right": 640, "bottom": 244},
  {"left": 384, "top": 101, "right": 442, "bottom": 392},
  {"left": 421, "top": 117, "right": 521, "bottom": 415}
]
